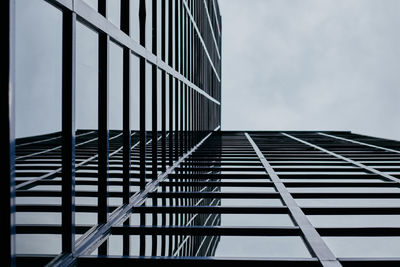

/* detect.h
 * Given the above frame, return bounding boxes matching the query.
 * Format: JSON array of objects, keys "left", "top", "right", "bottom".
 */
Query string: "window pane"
[
  {"left": 107, "top": 0, "right": 121, "bottom": 28},
  {"left": 296, "top": 198, "right": 400, "bottom": 207},
  {"left": 130, "top": 0, "right": 140, "bottom": 41},
  {"left": 221, "top": 214, "right": 294, "bottom": 227},
  {"left": 309, "top": 215, "right": 400, "bottom": 228},
  {"left": 324, "top": 237, "right": 400, "bottom": 258},
  {"left": 109, "top": 41, "right": 123, "bottom": 131},
  {"left": 145, "top": 0, "right": 152, "bottom": 49},
  {"left": 16, "top": 234, "right": 61, "bottom": 255},
  {"left": 131, "top": 53, "right": 140, "bottom": 130},
  {"left": 15, "top": 0, "right": 62, "bottom": 138},
  {"left": 76, "top": 22, "right": 98, "bottom": 130},
  {"left": 215, "top": 236, "right": 312, "bottom": 258},
  {"left": 145, "top": 62, "right": 153, "bottom": 131}
]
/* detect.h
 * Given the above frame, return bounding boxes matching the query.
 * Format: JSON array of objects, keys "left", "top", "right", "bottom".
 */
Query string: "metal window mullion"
[
  {"left": 161, "top": 71, "right": 167, "bottom": 256},
  {"left": 175, "top": 79, "right": 179, "bottom": 161},
  {"left": 168, "top": 0, "right": 173, "bottom": 68},
  {"left": 151, "top": 0, "right": 158, "bottom": 257},
  {"left": 4, "top": 0, "right": 16, "bottom": 265},
  {"left": 96, "top": 0, "right": 109, "bottom": 256},
  {"left": 151, "top": 0, "right": 158, "bottom": 181},
  {"left": 139, "top": 0, "right": 147, "bottom": 190},
  {"left": 121, "top": 0, "right": 131, "bottom": 256},
  {"left": 175, "top": 0, "right": 179, "bottom": 73},
  {"left": 61, "top": 9, "right": 76, "bottom": 254},
  {"left": 121, "top": 0, "right": 131, "bottom": 206},
  {"left": 138, "top": 0, "right": 147, "bottom": 256},
  {"left": 161, "top": 0, "right": 167, "bottom": 173},
  {"left": 161, "top": 71, "right": 166, "bottom": 172},
  {"left": 244, "top": 133, "right": 341, "bottom": 267},
  {"left": 169, "top": 75, "right": 173, "bottom": 166},
  {"left": 180, "top": 82, "right": 184, "bottom": 157},
  {"left": 97, "top": 32, "right": 110, "bottom": 255}
]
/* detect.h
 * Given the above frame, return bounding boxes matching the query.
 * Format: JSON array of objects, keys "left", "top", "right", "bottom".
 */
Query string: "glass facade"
[{"left": 4, "top": 0, "right": 400, "bottom": 266}]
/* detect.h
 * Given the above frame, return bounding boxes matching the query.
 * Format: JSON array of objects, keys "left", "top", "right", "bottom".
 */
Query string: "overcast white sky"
[{"left": 219, "top": 0, "right": 400, "bottom": 140}]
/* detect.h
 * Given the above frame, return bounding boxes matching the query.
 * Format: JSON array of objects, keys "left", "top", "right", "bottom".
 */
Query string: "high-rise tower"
[{"left": 4, "top": 1, "right": 400, "bottom": 266}]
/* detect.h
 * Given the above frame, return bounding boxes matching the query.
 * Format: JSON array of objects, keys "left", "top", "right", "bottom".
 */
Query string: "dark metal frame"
[{"left": 4, "top": 0, "right": 16, "bottom": 266}]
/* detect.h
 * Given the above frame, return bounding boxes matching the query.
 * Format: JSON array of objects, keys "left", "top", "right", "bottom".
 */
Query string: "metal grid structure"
[
  {"left": 4, "top": 0, "right": 400, "bottom": 266},
  {"left": 9, "top": 131, "right": 400, "bottom": 266},
  {"left": 5, "top": 0, "right": 221, "bottom": 265}
]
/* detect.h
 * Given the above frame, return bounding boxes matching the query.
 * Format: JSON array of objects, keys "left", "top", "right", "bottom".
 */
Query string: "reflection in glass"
[
  {"left": 75, "top": 21, "right": 99, "bottom": 233},
  {"left": 16, "top": 0, "right": 62, "bottom": 138},
  {"left": 221, "top": 214, "right": 294, "bottom": 227},
  {"left": 107, "top": 0, "right": 121, "bottom": 28},
  {"left": 109, "top": 41, "right": 123, "bottom": 131},
  {"left": 215, "top": 236, "right": 312, "bottom": 258},
  {"left": 324, "top": 237, "right": 400, "bottom": 258},
  {"left": 15, "top": 0, "right": 63, "bottom": 255},
  {"left": 308, "top": 215, "right": 400, "bottom": 228}
]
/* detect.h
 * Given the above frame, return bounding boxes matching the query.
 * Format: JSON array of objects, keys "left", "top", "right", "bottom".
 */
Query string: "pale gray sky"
[{"left": 220, "top": 0, "right": 400, "bottom": 140}]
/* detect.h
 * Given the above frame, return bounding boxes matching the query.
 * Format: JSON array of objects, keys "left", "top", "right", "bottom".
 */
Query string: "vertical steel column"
[
  {"left": 3, "top": 0, "right": 16, "bottom": 265},
  {"left": 168, "top": 0, "right": 174, "bottom": 168},
  {"left": 121, "top": 0, "right": 131, "bottom": 205},
  {"left": 175, "top": 0, "right": 180, "bottom": 73},
  {"left": 98, "top": 0, "right": 109, "bottom": 255},
  {"left": 139, "top": 0, "right": 147, "bottom": 256},
  {"left": 192, "top": 89, "right": 195, "bottom": 149},
  {"left": 121, "top": 0, "right": 131, "bottom": 256},
  {"left": 184, "top": 85, "right": 188, "bottom": 152},
  {"left": 151, "top": 0, "right": 158, "bottom": 256},
  {"left": 160, "top": 0, "right": 167, "bottom": 251},
  {"left": 174, "top": 0, "right": 180, "bottom": 162},
  {"left": 168, "top": 0, "right": 173, "bottom": 68},
  {"left": 139, "top": 0, "right": 147, "bottom": 190},
  {"left": 161, "top": 72, "right": 166, "bottom": 170},
  {"left": 169, "top": 75, "right": 173, "bottom": 166},
  {"left": 152, "top": 0, "right": 158, "bottom": 182},
  {"left": 175, "top": 79, "right": 179, "bottom": 160},
  {"left": 180, "top": 82, "right": 184, "bottom": 156},
  {"left": 161, "top": 0, "right": 167, "bottom": 173},
  {"left": 61, "top": 10, "right": 76, "bottom": 254}
]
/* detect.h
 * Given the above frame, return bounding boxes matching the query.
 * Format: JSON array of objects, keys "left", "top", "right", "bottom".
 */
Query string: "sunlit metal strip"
[{"left": 244, "top": 132, "right": 341, "bottom": 267}]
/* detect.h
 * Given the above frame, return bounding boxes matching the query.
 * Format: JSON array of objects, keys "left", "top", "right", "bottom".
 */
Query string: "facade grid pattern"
[{"left": 4, "top": 0, "right": 400, "bottom": 266}]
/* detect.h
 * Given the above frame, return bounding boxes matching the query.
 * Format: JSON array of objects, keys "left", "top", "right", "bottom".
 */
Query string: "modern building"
[{"left": 3, "top": 0, "right": 400, "bottom": 266}]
